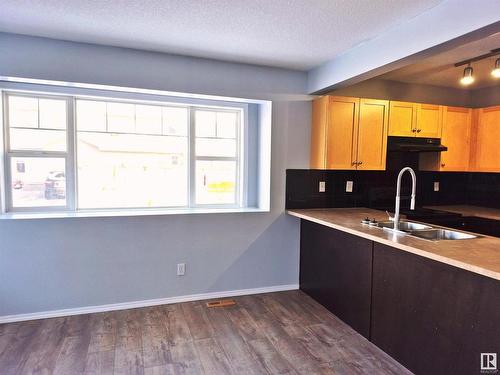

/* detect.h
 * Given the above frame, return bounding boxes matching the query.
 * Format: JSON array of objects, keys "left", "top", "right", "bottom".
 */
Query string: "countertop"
[
  {"left": 424, "top": 205, "right": 500, "bottom": 221},
  {"left": 287, "top": 208, "right": 500, "bottom": 281}
]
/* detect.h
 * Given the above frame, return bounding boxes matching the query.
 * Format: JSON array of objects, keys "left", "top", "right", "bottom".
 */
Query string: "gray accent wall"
[{"left": 0, "top": 33, "right": 311, "bottom": 316}]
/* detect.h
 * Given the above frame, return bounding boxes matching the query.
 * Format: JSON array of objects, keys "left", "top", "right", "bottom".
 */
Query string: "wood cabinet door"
[
  {"left": 310, "top": 96, "right": 328, "bottom": 169},
  {"left": 300, "top": 221, "right": 373, "bottom": 338},
  {"left": 388, "top": 101, "right": 416, "bottom": 137},
  {"left": 356, "top": 99, "right": 389, "bottom": 171},
  {"left": 440, "top": 106, "right": 471, "bottom": 171},
  {"left": 474, "top": 106, "right": 500, "bottom": 172},
  {"left": 416, "top": 103, "right": 443, "bottom": 138},
  {"left": 325, "top": 96, "right": 359, "bottom": 170}
]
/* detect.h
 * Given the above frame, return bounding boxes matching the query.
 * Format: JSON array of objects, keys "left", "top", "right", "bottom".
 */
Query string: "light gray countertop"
[{"left": 287, "top": 207, "right": 500, "bottom": 281}]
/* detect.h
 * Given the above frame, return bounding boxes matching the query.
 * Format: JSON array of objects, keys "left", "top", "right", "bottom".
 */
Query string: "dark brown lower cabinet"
[
  {"left": 371, "top": 243, "right": 500, "bottom": 375},
  {"left": 300, "top": 220, "right": 373, "bottom": 338}
]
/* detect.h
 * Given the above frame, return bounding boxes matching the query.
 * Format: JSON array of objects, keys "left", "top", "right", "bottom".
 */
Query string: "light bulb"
[
  {"left": 491, "top": 58, "right": 500, "bottom": 78},
  {"left": 460, "top": 66, "right": 474, "bottom": 85}
]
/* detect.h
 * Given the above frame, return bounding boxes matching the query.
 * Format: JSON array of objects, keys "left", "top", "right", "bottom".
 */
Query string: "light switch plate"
[
  {"left": 434, "top": 181, "right": 440, "bottom": 192},
  {"left": 177, "top": 263, "right": 186, "bottom": 276},
  {"left": 346, "top": 181, "right": 353, "bottom": 193},
  {"left": 319, "top": 181, "right": 326, "bottom": 193}
]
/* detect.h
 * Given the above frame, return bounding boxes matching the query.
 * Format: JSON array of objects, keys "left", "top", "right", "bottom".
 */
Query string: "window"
[
  {"left": 2, "top": 92, "right": 246, "bottom": 213},
  {"left": 4, "top": 94, "right": 70, "bottom": 210}
]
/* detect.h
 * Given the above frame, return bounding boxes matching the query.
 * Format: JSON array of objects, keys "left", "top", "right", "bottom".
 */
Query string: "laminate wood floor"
[{"left": 0, "top": 290, "right": 412, "bottom": 375}]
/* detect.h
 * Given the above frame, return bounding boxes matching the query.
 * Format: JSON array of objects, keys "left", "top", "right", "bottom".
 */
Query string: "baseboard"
[{"left": 0, "top": 284, "right": 299, "bottom": 324}]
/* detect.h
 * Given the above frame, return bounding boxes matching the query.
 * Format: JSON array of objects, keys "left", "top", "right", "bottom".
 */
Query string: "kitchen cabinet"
[
  {"left": 371, "top": 242, "right": 500, "bottom": 375},
  {"left": 298, "top": 219, "right": 500, "bottom": 375},
  {"left": 325, "top": 96, "right": 359, "bottom": 170},
  {"left": 300, "top": 220, "right": 373, "bottom": 338},
  {"left": 389, "top": 101, "right": 443, "bottom": 138},
  {"left": 470, "top": 105, "right": 500, "bottom": 172},
  {"left": 419, "top": 106, "right": 472, "bottom": 171},
  {"left": 310, "top": 96, "right": 389, "bottom": 170},
  {"left": 357, "top": 99, "right": 390, "bottom": 170},
  {"left": 388, "top": 101, "right": 416, "bottom": 137}
]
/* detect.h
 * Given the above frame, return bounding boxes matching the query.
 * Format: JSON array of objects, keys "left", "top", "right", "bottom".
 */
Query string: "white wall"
[{"left": 0, "top": 33, "right": 311, "bottom": 316}]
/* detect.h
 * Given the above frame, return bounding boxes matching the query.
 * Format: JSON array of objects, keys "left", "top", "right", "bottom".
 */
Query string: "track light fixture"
[
  {"left": 492, "top": 58, "right": 500, "bottom": 78},
  {"left": 460, "top": 65, "right": 474, "bottom": 86},
  {"left": 455, "top": 48, "right": 500, "bottom": 86}
]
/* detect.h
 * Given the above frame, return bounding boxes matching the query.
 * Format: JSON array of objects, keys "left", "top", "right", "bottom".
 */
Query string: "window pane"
[
  {"left": 216, "top": 112, "right": 237, "bottom": 138},
  {"left": 39, "top": 98, "right": 66, "bottom": 129},
  {"left": 163, "top": 107, "right": 188, "bottom": 136},
  {"left": 77, "top": 132, "right": 188, "bottom": 208},
  {"left": 195, "top": 138, "right": 236, "bottom": 157},
  {"left": 136, "top": 105, "right": 162, "bottom": 135},
  {"left": 9, "top": 96, "right": 38, "bottom": 128},
  {"left": 76, "top": 100, "right": 107, "bottom": 132},
  {"left": 196, "top": 160, "right": 236, "bottom": 205},
  {"left": 10, "top": 157, "right": 66, "bottom": 207},
  {"left": 195, "top": 111, "right": 216, "bottom": 137},
  {"left": 107, "top": 102, "right": 135, "bottom": 133},
  {"left": 9, "top": 128, "right": 66, "bottom": 152}
]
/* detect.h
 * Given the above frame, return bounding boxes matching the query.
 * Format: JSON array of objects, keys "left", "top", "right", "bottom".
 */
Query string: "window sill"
[{"left": 0, "top": 207, "right": 269, "bottom": 220}]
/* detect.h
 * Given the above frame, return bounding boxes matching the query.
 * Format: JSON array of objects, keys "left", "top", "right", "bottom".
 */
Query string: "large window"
[{"left": 2, "top": 92, "right": 245, "bottom": 212}]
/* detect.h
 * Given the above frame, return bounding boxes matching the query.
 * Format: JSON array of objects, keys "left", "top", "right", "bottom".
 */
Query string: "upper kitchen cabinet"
[
  {"left": 310, "top": 96, "right": 388, "bottom": 170},
  {"left": 357, "top": 98, "right": 389, "bottom": 170},
  {"left": 416, "top": 104, "right": 443, "bottom": 138},
  {"left": 420, "top": 106, "right": 472, "bottom": 172},
  {"left": 326, "top": 96, "right": 360, "bottom": 170},
  {"left": 470, "top": 105, "right": 500, "bottom": 172},
  {"left": 389, "top": 101, "right": 443, "bottom": 138},
  {"left": 388, "top": 101, "right": 416, "bottom": 137}
]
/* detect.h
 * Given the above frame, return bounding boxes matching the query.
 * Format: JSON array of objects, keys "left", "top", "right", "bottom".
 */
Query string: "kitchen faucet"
[{"left": 393, "top": 167, "right": 416, "bottom": 231}]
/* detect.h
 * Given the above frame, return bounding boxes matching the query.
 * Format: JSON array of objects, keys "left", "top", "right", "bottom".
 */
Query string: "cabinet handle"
[
  {"left": 358, "top": 161, "right": 363, "bottom": 165},
  {"left": 417, "top": 129, "right": 422, "bottom": 133},
  {"left": 352, "top": 161, "right": 357, "bottom": 166},
  {"left": 411, "top": 128, "right": 415, "bottom": 132},
  {"left": 441, "top": 163, "right": 445, "bottom": 167}
]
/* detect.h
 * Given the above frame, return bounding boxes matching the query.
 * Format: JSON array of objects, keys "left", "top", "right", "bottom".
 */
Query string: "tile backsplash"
[{"left": 286, "top": 169, "right": 500, "bottom": 210}]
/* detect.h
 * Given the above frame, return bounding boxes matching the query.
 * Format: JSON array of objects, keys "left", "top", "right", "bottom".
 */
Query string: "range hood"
[{"left": 388, "top": 136, "right": 448, "bottom": 152}]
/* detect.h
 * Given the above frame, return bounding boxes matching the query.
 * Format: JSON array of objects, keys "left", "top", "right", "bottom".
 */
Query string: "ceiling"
[
  {"left": 379, "top": 32, "right": 500, "bottom": 89},
  {"left": 0, "top": 0, "right": 444, "bottom": 71}
]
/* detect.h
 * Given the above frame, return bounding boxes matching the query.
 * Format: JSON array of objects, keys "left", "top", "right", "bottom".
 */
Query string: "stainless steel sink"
[
  {"left": 408, "top": 229, "right": 478, "bottom": 241},
  {"left": 376, "top": 220, "right": 432, "bottom": 231},
  {"left": 369, "top": 220, "right": 478, "bottom": 241}
]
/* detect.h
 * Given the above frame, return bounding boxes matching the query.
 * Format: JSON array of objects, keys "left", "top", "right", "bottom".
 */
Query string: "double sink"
[{"left": 372, "top": 220, "right": 478, "bottom": 241}]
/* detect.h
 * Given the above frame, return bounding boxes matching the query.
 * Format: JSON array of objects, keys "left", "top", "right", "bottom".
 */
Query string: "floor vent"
[{"left": 206, "top": 299, "right": 236, "bottom": 308}]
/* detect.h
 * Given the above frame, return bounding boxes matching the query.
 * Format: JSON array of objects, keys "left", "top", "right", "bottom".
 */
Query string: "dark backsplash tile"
[{"left": 286, "top": 169, "right": 500, "bottom": 210}]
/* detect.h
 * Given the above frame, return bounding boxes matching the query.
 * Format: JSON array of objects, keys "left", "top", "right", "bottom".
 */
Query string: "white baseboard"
[{"left": 0, "top": 284, "right": 299, "bottom": 324}]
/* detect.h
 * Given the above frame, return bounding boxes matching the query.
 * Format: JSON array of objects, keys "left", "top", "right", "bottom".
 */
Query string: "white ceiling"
[
  {"left": 379, "top": 32, "right": 500, "bottom": 89},
  {"left": 0, "top": 0, "right": 444, "bottom": 70}
]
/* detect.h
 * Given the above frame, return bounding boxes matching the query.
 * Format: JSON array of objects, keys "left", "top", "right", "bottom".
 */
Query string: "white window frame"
[
  {"left": 1, "top": 90, "right": 248, "bottom": 213},
  {"left": 2, "top": 92, "right": 76, "bottom": 212},
  {"left": 189, "top": 106, "right": 244, "bottom": 209}
]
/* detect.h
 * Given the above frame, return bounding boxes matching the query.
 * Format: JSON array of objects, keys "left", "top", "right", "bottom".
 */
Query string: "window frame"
[
  {"left": 190, "top": 106, "right": 244, "bottom": 209},
  {"left": 1, "top": 90, "right": 248, "bottom": 213},
  {"left": 2, "top": 92, "right": 75, "bottom": 212}
]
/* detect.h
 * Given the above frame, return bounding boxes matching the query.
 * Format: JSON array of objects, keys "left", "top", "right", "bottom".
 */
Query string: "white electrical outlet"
[
  {"left": 434, "top": 181, "right": 440, "bottom": 192},
  {"left": 319, "top": 181, "right": 326, "bottom": 193},
  {"left": 346, "top": 181, "right": 353, "bottom": 193},
  {"left": 177, "top": 263, "right": 186, "bottom": 276}
]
